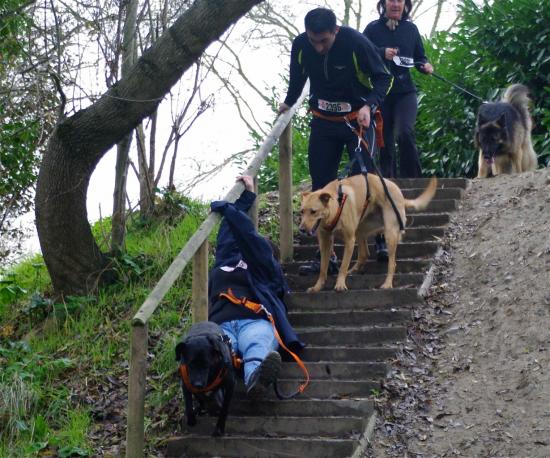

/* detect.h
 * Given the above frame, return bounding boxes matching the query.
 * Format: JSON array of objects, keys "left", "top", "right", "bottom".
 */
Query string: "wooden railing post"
[
  {"left": 249, "top": 176, "right": 259, "bottom": 230},
  {"left": 126, "top": 323, "right": 148, "bottom": 458},
  {"left": 192, "top": 240, "right": 209, "bottom": 323},
  {"left": 279, "top": 120, "right": 293, "bottom": 263}
]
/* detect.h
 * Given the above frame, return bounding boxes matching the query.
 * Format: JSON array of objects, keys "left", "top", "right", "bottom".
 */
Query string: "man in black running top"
[{"left": 279, "top": 7, "right": 394, "bottom": 274}]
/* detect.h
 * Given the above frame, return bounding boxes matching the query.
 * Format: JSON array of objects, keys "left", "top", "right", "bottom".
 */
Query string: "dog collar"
[
  {"left": 323, "top": 184, "right": 347, "bottom": 232},
  {"left": 179, "top": 364, "right": 227, "bottom": 394}
]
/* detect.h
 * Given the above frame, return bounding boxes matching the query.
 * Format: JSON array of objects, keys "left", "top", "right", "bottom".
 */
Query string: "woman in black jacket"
[{"left": 364, "top": 0, "right": 434, "bottom": 178}]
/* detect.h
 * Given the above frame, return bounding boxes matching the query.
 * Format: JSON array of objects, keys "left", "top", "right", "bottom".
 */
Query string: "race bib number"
[
  {"left": 397, "top": 55, "right": 414, "bottom": 66},
  {"left": 318, "top": 99, "right": 352, "bottom": 113}
]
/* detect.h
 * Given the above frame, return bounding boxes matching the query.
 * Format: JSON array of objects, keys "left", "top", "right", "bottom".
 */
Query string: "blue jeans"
[{"left": 220, "top": 318, "right": 278, "bottom": 385}]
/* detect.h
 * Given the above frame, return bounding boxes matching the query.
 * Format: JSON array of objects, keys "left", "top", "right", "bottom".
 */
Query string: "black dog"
[{"left": 175, "top": 321, "right": 235, "bottom": 437}]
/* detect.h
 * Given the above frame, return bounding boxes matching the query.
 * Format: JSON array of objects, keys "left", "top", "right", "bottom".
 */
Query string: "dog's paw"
[
  {"left": 380, "top": 282, "right": 393, "bottom": 289},
  {"left": 334, "top": 281, "right": 348, "bottom": 292},
  {"left": 307, "top": 283, "right": 323, "bottom": 293}
]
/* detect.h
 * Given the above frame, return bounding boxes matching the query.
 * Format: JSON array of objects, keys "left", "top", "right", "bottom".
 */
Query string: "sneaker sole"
[{"left": 246, "top": 352, "right": 282, "bottom": 400}]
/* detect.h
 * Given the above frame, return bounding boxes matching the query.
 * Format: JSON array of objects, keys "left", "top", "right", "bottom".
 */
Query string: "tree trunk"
[
  {"left": 35, "top": 0, "right": 263, "bottom": 296},
  {"left": 111, "top": 0, "right": 139, "bottom": 255}
]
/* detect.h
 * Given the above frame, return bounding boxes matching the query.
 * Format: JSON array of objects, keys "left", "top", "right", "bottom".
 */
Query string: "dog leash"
[
  {"left": 391, "top": 56, "right": 485, "bottom": 102},
  {"left": 343, "top": 115, "right": 406, "bottom": 231},
  {"left": 219, "top": 289, "right": 310, "bottom": 399}
]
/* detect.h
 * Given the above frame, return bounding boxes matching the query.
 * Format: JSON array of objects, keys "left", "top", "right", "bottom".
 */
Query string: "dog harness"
[
  {"left": 323, "top": 184, "right": 348, "bottom": 232},
  {"left": 218, "top": 289, "right": 310, "bottom": 398},
  {"left": 344, "top": 118, "right": 405, "bottom": 231},
  {"left": 179, "top": 334, "right": 242, "bottom": 394},
  {"left": 179, "top": 364, "right": 227, "bottom": 394},
  {"left": 323, "top": 179, "right": 371, "bottom": 233}
]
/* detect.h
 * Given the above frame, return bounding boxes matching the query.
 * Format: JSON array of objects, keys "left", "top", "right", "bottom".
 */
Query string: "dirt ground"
[{"left": 367, "top": 168, "right": 550, "bottom": 458}]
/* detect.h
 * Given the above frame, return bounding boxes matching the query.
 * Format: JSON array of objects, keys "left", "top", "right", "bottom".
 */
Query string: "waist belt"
[
  {"left": 310, "top": 108, "right": 359, "bottom": 123},
  {"left": 219, "top": 288, "right": 310, "bottom": 397}
]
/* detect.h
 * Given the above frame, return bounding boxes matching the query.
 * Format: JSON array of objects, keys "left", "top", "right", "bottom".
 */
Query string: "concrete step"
[
  {"left": 293, "top": 241, "right": 438, "bottom": 261},
  {"left": 296, "top": 226, "right": 446, "bottom": 245},
  {"left": 405, "top": 212, "right": 451, "bottom": 227},
  {"left": 234, "top": 379, "right": 380, "bottom": 399},
  {"left": 391, "top": 177, "right": 469, "bottom": 189},
  {"left": 300, "top": 345, "right": 398, "bottom": 362},
  {"left": 297, "top": 325, "right": 407, "bottom": 346},
  {"left": 287, "top": 288, "right": 421, "bottom": 310},
  {"left": 165, "top": 435, "right": 357, "bottom": 457},
  {"left": 284, "top": 258, "right": 430, "bottom": 275},
  {"left": 402, "top": 187, "right": 463, "bottom": 200},
  {"left": 180, "top": 414, "right": 366, "bottom": 438},
  {"left": 289, "top": 308, "right": 411, "bottom": 327},
  {"left": 287, "top": 272, "right": 424, "bottom": 291},
  {"left": 280, "top": 361, "right": 388, "bottom": 379},
  {"left": 228, "top": 398, "right": 373, "bottom": 417},
  {"left": 411, "top": 199, "right": 457, "bottom": 213}
]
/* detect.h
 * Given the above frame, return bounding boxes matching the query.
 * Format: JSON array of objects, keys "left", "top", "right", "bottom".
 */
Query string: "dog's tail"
[
  {"left": 404, "top": 177, "right": 437, "bottom": 211},
  {"left": 502, "top": 84, "right": 532, "bottom": 131}
]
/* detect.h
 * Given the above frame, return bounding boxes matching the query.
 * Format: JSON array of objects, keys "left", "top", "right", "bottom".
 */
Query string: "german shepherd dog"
[
  {"left": 175, "top": 321, "right": 235, "bottom": 436},
  {"left": 475, "top": 84, "right": 537, "bottom": 177},
  {"left": 299, "top": 174, "right": 437, "bottom": 292}
]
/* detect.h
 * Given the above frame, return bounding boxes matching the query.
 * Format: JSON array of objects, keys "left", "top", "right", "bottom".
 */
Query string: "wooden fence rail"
[{"left": 126, "top": 84, "right": 308, "bottom": 457}]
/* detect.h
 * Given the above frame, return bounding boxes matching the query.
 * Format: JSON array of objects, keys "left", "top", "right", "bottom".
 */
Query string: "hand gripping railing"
[{"left": 125, "top": 83, "right": 309, "bottom": 457}]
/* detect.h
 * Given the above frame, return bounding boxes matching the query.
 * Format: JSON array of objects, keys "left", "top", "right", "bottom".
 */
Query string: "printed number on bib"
[{"left": 318, "top": 99, "right": 352, "bottom": 113}]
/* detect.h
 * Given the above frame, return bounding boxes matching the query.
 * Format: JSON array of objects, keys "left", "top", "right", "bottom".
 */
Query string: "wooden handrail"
[
  {"left": 126, "top": 83, "right": 309, "bottom": 457},
  {"left": 131, "top": 83, "right": 308, "bottom": 326}
]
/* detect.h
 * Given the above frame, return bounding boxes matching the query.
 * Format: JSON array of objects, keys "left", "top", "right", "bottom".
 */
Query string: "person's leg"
[
  {"left": 308, "top": 118, "right": 345, "bottom": 191},
  {"left": 395, "top": 92, "right": 422, "bottom": 178},
  {"left": 234, "top": 318, "right": 280, "bottom": 398},
  {"left": 379, "top": 98, "right": 397, "bottom": 178},
  {"left": 300, "top": 118, "right": 344, "bottom": 276},
  {"left": 219, "top": 321, "right": 238, "bottom": 352}
]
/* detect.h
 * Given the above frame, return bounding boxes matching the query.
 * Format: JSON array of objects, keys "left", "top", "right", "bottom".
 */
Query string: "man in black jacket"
[{"left": 279, "top": 7, "right": 394, "bottom": 273}]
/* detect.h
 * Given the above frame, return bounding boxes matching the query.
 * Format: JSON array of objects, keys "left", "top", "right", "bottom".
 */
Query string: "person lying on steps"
[{"left": 209, "top": 175, "right": 305, "bottom": 399}]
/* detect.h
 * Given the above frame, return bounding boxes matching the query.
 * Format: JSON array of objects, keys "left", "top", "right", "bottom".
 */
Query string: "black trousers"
[
  {"left": 308, "top": 117, "right": 375, "bottom": 191},
  {"left": 379, "top": 91, "right": 422, "bottom": 178}
]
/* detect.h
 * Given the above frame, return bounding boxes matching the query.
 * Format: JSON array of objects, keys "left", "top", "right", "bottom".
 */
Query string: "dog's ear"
[
  {"left": 207, "top": 335, "right": 223, "bottom": 356},
  {"left": 301, "top": 191, "right": 311, "bottom": 199},
  {"left": 497, "top": 112, "right": 506, "bottom": 128},
  {"left": 319, "top": 192, "right": 332, "bottom": 205},
  {"left": 175, "top": 342, "right": 186, "bottom": 362}
]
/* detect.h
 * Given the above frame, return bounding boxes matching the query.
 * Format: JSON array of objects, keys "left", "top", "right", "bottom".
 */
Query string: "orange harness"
[
  {"left": 310, "top": 109, "right": 384, "bottom": 149},
  {"left": 218, "top": 289, "right": 310, "bottom": 396},
  {"left": 179, "top": 364, "right": 228, "bottom": 394},
  {"left": 323, "top": 191, "right": 347, "bottom": 232}
]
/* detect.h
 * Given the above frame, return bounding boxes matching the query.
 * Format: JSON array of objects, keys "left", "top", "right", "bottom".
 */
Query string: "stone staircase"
[{"left": 165, "top": 177, "right": 467, "bottom": 457}]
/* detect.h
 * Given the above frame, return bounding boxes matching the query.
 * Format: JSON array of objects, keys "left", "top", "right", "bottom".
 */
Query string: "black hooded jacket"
[{"left": 363, "top": 18, "right": 428, "bottom": 95}]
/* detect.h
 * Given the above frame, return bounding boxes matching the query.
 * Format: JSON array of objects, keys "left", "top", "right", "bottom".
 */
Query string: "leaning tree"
[{"left": 35, "top": 0, "right": 263, "bottom": 295}]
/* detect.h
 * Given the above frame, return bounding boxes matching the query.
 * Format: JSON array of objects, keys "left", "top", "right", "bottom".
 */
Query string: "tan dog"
[{"left": 299, "top": 174, "right": 437, "bottom": 292}]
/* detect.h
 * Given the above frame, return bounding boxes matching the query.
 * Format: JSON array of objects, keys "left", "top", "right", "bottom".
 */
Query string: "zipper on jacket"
[{"left": 323, "top": 54, "right": 328, "bottom": 80}]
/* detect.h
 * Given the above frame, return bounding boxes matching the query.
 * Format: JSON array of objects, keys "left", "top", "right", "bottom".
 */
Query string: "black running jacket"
[
  {"left": 283, "top": 26, "right": 393, "bottom": 116},
  {"left": 363, "top": 18, "right": 428, "bottom": 95}
]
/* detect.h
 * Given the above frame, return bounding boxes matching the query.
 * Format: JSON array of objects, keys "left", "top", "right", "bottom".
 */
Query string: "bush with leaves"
[{"left": 414, "top": 0, "right": 550, "bottom": 177}]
